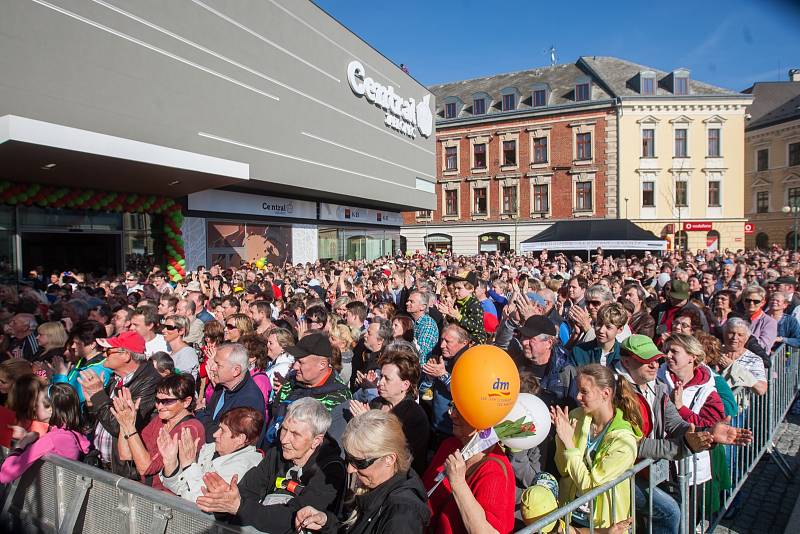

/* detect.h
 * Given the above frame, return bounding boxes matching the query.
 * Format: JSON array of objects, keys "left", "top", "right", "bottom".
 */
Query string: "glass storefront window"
[
  {"left": 318, "top": 227, "right": 400, "bottom": 261},
  {"left": 20, "top": 207, "right": 122, "bottom": 231},
  {"left": 207, "top": 221, "right": 292, "bottom": 268},
  {"left": 123, "top": 213, "right": 161, "bottom": 273},
  {"left": 0, "top": 206, "right": 16, "bottom": 283}
]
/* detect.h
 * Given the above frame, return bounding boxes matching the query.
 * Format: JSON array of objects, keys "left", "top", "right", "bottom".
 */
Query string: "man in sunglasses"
[
  {"left": 615, "top": 335, "right": 753, "bottom": 534},
  {"left": 78, "top": 331, "right": 160, "bottom": 477}
]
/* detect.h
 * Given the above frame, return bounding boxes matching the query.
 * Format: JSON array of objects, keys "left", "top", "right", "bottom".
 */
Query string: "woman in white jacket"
[{"left": 158, "top": 407, "right": 264, "bottom": 503}]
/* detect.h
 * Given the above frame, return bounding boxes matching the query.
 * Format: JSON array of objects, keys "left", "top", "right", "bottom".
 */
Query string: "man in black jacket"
[
  {"left": 196, "top": 397, "right": 346, "bottom": 534},
  {"left": 79, "top": 331, "right": 160, "bottom": 478}
]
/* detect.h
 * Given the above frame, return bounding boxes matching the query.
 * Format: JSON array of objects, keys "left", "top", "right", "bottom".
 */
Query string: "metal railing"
[
  {"left": 517, "top": 344, "right": 799, "bottom": 534},
  {"left": 0, "top": 346, "right": 796, "bottom": 534},
  {"left": 0, "top": 452, "right": 261, "bottom": 534}
]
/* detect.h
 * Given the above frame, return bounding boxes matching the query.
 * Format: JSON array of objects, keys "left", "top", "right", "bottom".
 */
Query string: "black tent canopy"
[{"left": 519, "top": 219, "right": 666, "bottom": 252}]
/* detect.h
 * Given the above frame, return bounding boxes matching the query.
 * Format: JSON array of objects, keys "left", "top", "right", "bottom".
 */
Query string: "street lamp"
[{"left": 782, "top": 203, "right": 800, "bottom": 252}]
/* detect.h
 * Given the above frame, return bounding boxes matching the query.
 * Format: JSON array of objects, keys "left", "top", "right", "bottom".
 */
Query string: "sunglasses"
[
  {"left": 225, "top": 324, "right": 238, "bottom": 330},
  {"left": 743, "top": 299, "right": 762, "bottom": 304},
  {"left": 587, "top": 300, "right": 603, "bottom": 307},
  {"left": 162, "top": 324, "right": 179, "bottom": 331},
  {"left": 104, "top": 347, "right": 124, "bottom": 356},
  {"left": 154, "top": 397, "right": 180, "bottom": 406},
  {"left": 344, "top": 452, "right": 381, "bottom": 470}
]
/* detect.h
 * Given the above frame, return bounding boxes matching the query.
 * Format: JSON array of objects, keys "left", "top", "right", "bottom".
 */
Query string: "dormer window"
[
  {"left": 640, "top": 71, "right": 656, "bottom": 95},
  {"left": 445, "top": 102, "right": 457, "bottom": 119},
  {"left": 502, "top": 93, "right": 515, "bottom": 111},
  {"left": 531, "top": 83, "right": 550, "bottom": 107},
  {"left": 673, "top": 68, "right": 690, "bottom": 95},
  {"left": 575, "top": 78, "right": 591, "bottom": 102},
  {"left": 473, "top": 98, "right": 486, "bottom": 115}
]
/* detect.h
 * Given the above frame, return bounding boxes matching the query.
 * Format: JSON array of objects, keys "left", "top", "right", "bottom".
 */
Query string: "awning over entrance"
[
  {"left": 519, "top": 219, "right": 667, "bottom": 252},
  {"left": 0, "top": 115, "right": 249, "bottom": 197}
]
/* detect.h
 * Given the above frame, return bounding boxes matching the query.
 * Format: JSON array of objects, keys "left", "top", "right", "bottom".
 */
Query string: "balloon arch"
[{"left": 0, "top": 180, "right": 186, "bottom": 281}]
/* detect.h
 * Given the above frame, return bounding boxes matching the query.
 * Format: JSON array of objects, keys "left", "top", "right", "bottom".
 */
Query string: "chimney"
[{"left": 790, "top": 69, "right": 800, "bottom": 82}]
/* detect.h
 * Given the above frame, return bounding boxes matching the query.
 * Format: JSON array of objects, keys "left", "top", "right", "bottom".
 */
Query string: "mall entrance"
[{"left": 22, "top": 231, "right": 122, "bottom": 276}]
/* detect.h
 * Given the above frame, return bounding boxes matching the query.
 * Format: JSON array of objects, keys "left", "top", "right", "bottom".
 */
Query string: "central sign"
[
  {"left": 347, "top": 60, "right": 433, "bottom": 139},
  {"left": 683, "top": 221, "right": 713, "bottom": 232}
]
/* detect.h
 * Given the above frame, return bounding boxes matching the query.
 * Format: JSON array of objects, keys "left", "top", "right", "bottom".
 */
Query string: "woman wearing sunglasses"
[
  {"left": 162, "top": 315, "right": 199, "bottom": 378},
  {"left": 223, "top": 313, "right": 254, "bottom": 344},
  {"left": 111, "top": 374, "right": 205, "bottom": 492},
  {"left": 295, "top": 410, "right": 430, "bottom": 534}
]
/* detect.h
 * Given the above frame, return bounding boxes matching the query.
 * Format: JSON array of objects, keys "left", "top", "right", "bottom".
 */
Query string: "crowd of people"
[{"left": 0, "top": 244, "right": 796, "bottom": 534}]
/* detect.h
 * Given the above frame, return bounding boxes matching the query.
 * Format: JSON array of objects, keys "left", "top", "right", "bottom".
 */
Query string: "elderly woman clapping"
[{"left": 716, "top": 318, "right": 768, "bottom": 396}]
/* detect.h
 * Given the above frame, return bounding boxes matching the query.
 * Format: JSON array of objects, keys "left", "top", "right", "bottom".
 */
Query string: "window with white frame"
[
  {"left": 445, "top": 146, "right": 458, "bottom": 171},
  {"left": 707, "top": 128, "right": 721, "bottom": 157},
  {"left": 473, "top": 187, "right": 488, "bottom": 215},
  {"left": 473, "top": 98, "right": 486, "bottom": 115},
  {"left": 640, "top": 71, "right": 656, "bottom": 95},
  {"left": 444, "top": 189, "right": 459, "bottom": 216},
  {"left": 674, "top": 129, "right": 688, "bottom": 157},
  {"left": 445, "top": 102, "right": 457, "bottom": 119},
  {"left": 642, "top": 129, "right": 655, "bottom": 158},
  {"left": 642, "top": 181, "right": 655, "bottom": 207},
  {"left": 708, "top": 180, "right": 721, "bottom": 207},
  {"left": 502, "top": 185, "right": 518, "bottom": 214},
  {"left": 533, "top": 183, "right": 549, "bottom": 213},
  {"left": 533, "top": 136, "right": 548, "bottom": 164},
  {"left": 576, "top": 132, "right": 592, "bottom": 160},
  {"left": 789, "top": 142, "right": 800, "bottom": 167},
  {"left": 473, "top": 143, "right": 487, "bottom": 169},
  {"left": 503, "top": 140, "right": 517, "bottom": 166},
  {"left": 575, "top": 181, "right": 593, "bottom": 211},
  {"left": 675, "top": 181, "right": 688, "bottom": 207},
  {"left": 756, "top": 191, "right": 769, "bottom": 213}
]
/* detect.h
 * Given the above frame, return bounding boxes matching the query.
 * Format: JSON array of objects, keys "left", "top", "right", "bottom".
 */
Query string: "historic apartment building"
[
  {"left": 743, "top": 70, "right": 800, "bottom": 250},
  {"left": 401, "top": 60, "right": 618, "bottom": 255},
  {"left": 587, "top": 57, "right": 754, "bottom": 252},
  {"left": 402, "top": 57, "right": 753, "bottom": 255}
]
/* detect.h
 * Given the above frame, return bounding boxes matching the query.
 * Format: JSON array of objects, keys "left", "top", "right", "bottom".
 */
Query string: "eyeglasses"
[
  {"left": 674, "top": 321, "right": 692, "bottom": 329},
  {"left": 154, "top": 397, "right": 180, "bottom": 406},
  {"left": 104, "top": 347, "right": 124, "bottom": 356},
  {"left": 344, "top": 452, "right": 381, "bottom": 470},
  {"left": 743, "top": 299, "right": 762, "bottom": 304},
  {"left": 162, "top": 324, "right": 179, "bottom": 331},
  {"left": 225, "top": 323, "right": 238, "bottom": 330}
]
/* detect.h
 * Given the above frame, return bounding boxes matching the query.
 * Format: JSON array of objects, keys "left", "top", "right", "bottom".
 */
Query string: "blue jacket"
[
  {"left": 51, "top": 354, "right": 114, "bottom": 405},
  {"left": 777, "top": 314, "right": 800, "bottom": 348},
  {"left": 196, "top": 371, "right": 266, "bottom": 443},
  {"left": 570, "top": 339, "right": 621, "bottom": 368}
]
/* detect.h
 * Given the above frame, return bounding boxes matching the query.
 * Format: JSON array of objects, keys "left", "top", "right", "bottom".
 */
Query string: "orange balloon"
[{"left": 451, "top": 345, "right": 520, "bottom": 430}]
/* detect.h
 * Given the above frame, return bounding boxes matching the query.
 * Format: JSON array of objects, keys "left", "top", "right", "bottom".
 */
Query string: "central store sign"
[
  {"left": 346, "top": 60, "right": 433, "bottom": 139},
  {"left": 683, "top": 221, "right": 713, "bottom": 232}
]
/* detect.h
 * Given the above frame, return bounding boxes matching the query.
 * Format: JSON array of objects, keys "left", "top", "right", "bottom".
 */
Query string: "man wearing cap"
[
  {"left": 195, "top": 343, "right": 266, "bottom": 442},
  {"left": 267, "top": 333, "right": 352, "bottom": 445},
  {"left": 186, "top": 281, "right": 215, "bottom": 323},
  {"left": 515, "top": 316, "right": 576, "bottom": 409},
  {"left": 775, "top": 276, "right": 800, "bottom": 316},
  {"left": 615, "top": 334, "right": 752, "bottom": 534},
  {"left": 78, "top": 331, "right": 160, "bottom": 477},
  {"left": 651, "top": 279, "right": 709, "bottom": 338}
]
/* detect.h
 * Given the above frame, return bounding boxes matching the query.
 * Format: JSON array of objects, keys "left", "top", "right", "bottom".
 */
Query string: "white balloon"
[{"left": 498, "top": 393, "right": 551, "bottom": 450}]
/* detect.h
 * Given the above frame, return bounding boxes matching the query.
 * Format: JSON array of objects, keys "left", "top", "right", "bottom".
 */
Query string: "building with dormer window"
[
  {"left": 743, "top": 70, "right": 800, "bottom": 250},
  {"left": 580, "top": 57, "right": 752, "bottom": 252},
  {"left": 401, "top": 59, "right": 617, "bottom": 254}
]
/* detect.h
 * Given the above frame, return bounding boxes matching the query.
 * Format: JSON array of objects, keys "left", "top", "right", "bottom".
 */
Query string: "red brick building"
[{"left": 402, "top": 59, "right": 617, "bottom": 254}]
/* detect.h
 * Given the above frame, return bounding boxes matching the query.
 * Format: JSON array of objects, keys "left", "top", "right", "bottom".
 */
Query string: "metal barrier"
[
  {"left": 0, "top": 452, "right": 261, "bottom": 534},
  {"left": 0, "top": 346, "right": 796, "bottom": 534},
  {"left": 517, "top": 344, "right": 799, "bottom": 534}
]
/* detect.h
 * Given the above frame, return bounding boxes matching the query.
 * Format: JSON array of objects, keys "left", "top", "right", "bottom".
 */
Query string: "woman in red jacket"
[{"left": 423, "top": 402, "right": 515, "bottom": 534}]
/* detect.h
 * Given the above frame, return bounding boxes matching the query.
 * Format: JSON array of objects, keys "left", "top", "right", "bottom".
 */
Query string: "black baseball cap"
[
  {"left": 287, "top": 332, "right": 334, "bottom": 360},
  {"left": 519, "top": 316, "right": 557, "bottom": 338}
]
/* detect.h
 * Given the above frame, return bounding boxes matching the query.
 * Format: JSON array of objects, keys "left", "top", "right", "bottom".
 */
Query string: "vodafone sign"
[
  {"left": 744, "top": 222, "right": 755, "bottom": 235},
  {"left": 683, "top": 222, "right": 713, "bottom": 232}
]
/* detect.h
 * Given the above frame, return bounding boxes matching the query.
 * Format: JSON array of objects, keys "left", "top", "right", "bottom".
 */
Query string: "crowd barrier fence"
[{"left": 0, "top": 346, "right": 796, "bottom": 534}]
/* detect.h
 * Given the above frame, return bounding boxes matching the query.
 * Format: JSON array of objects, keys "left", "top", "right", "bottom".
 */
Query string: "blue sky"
[{"left": 315, "top": 0, "right": 800, "bottom": 92}]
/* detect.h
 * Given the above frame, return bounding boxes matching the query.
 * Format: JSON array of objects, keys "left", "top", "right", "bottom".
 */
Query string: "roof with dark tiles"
[{"left": 743, "top": 81, "right": 800, "bottom": 131}]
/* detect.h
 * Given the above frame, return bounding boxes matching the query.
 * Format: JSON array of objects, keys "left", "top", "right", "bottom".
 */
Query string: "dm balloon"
[
  {"left": 451, "top": 345, "right": 520, "bottom": 430},
  {"left": 498, "top": 393, "right": 551, "bottom": 450}
]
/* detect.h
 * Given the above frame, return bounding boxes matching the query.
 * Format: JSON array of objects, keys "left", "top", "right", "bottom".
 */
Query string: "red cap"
[
  {"left": 96, "top": 331, "right": 146, "bottom": 354},
  {"left": 483, "top": 311, "right": 499, "bottom": 334}
]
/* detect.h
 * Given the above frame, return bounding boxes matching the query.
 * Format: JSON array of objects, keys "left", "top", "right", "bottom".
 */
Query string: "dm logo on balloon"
[{"left": 489, "top": 378, "right": 511, "bottom": 397}]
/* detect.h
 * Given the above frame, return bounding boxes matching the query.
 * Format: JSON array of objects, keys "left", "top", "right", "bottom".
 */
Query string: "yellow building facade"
[
  {"left": 579, "top": 58, "right": 752, "bottom": 253},
  {"left": 618, "top": 98, "right": 751, "bottom": 252}
]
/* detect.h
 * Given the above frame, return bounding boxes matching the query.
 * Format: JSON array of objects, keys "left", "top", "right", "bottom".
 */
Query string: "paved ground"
[{"left": 711, "top": 411, "right": 800, "bottom": 534}]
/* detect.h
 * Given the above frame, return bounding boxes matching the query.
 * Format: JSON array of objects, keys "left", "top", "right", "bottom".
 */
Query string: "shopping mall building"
[{"left": 0, "top": 0, "right": 435, "bottom": 279}]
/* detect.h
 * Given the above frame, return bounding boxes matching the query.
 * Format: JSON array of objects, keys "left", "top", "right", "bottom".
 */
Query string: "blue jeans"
[{"left": 635, "top": 478, "right": 680, "bottom": 534}]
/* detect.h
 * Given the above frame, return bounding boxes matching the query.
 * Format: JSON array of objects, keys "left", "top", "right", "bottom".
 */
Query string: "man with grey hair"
[
  {"left": 78, "top": 331, "right": 159, "bottom": 477},
  {"left": 196, "top": 343, "right": 266, "bottom": 442},
  {"left": 196, "top": 397, "right": 346, "bottom": 534},
  {"left": 5, "top": 313, "right": 38, "bottom": 360},
  {"left": 406, "top": 289, "right": 438, "bottom": 362}
]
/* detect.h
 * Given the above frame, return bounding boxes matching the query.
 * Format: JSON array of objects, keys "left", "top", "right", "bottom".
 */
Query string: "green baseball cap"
[
  {"left": 620, "top": 334, "right": 663, "bottom": 363},
  {"left": 668, "top": 280, "right": 690, "bottom": 301}
]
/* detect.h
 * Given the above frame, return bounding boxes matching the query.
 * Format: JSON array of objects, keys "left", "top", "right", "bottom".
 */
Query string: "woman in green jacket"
[{"left": 552, "top": 364, "right": 642, "bottom": 529}]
